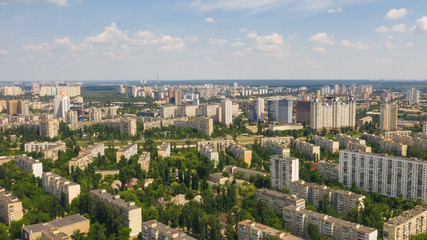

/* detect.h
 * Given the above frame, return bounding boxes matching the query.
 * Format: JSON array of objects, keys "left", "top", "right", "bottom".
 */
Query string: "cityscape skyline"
[{"left": 0, "top": 0, "right": 427, "bottom": 81}]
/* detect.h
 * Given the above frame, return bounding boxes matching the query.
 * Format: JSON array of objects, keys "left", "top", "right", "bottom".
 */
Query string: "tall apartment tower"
[
  {"left": 423, "top": 121, "right": 427, "bottom": 135},
  {"left": 406, "top": 88, "right": 420, "bottom": 104},
  {"left": 380, "top": 103, "right": 398, "bottom": 131},
  {"left": 270, "top": 155, "right": 299, "bottom": 191},
  {"left": 53, "top": 95, "right": 70, "bottom": 118},
  {"left": 174, "top": 90, "right": 182, "bottom": 105},
  {"left": 6, "top": 100, "right": 18, "bottom": 116},
  {"left": 39, "top": 118, "right": 59, "bottom": 138},
  {"left": 310, "top": 97, "right": 356, "bottom": 130},
  {"left": 268, "top": 99, "right": 292, "bottom": 124},
  {"left": 221, "top": 99, "right": 233, "bottom": 126},
  {"left": 249, "top": 98, "right": 265, "bottom": 122},
  {"left": 120, "top": 118, "right": 137, "bottom": 136}
]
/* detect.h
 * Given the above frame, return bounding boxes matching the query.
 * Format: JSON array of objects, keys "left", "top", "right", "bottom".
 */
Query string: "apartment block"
[
  {"left": 39, "top": 118, "right": 59, "bottom": 138},
  {"left": 357, "top": 116, "right": 373, "bottom": 128},
  {"left": 158, "top": 142, "right": 171, "bottom": 158},
  {"left": 0, "top": 187, "right": 23, "bottom": 225},
  {"left": 160, "top": 105, "right": 179, "bottom": 118},
  {"left": 238, "top": 220, "right": 301, "bottom": 240},
  {"left": 22, "top": 214, "right": 89, "bottom": 240},
  {"left": 312, "top": 136, "right": 339, "bottom": 153},
  {"left": 225, "top": 165, "right": 267, "bottom": 180},
  {"left": 0, "top": 156, "right": 14, "bottom": 165},
  {"left": 383, "top": 131, "right": 411, "bottom": 139},
  {"left": 229, "top": 142, "right": 252, "bottom": 166},
  {"left": 69, "top": 143, "right": 105, "bottom": 172},
  {"left": 14, "top": 155, "right": 43, "bottom": 178},
  {"left": 339, "top": 150, "right": 427, "bottom": 202},
  {"left": 42, "top": 172, "right": 80, "bottom": 204},
  {"left": 138, "top": 152, "right": 151, "bottom": 171},
  {"left": 361, "top": 133, "right": 407, "bottom": 156},
  {"left": 293, "top": 139, "right": 321, "bottom": 160},
  {"left": 199, "top": 142, "right": 219, "bottom": 166},
  {"left": 270, "top": 155, "right": 299, "bottom": 191},
  {"left": 173, "top": 117, "right": 214, "bottom": 136},
  {"left": 336, "top": 134, "right": 371, "bottom": 153},
  {"left": 389, "top": 134, "right": 427, "bottom": 151},
  {"left": 310, "top": 97, "right": 356, "bottom": 130},
  {"left": 142, "top": 220, "right": 196, "bottom": 240},
  {"left": 261, "top": 137, "right": 293, "bottom": 157},
  {"left": 283, "top": 206, "right": 378, "bottom": 240},
  {"left": 255, "top": 188, "right": 305, "bottom": 213},
  {"left": 290, "top": 181, "right": 364, "bottom": 215},
  {"left": 317, "top": 161, "right": 339, "bottom": 180},
  {"left": 25, "top": 141, "right": 66, "bottom": 161},
  {"left": 381, "top": 103, "right": 398, "bottom": 131},
  {"left": 116, "top": 143, "right": 138, "bottom": 162},
  {"left": 120, "top": 118, "right": 137, "bottom": 136},
  {"left": 82, "top": 143, "right": 105, "bottom": 158},
  {"left": 90, "top": 189, "right": 142, "bottom": 237},
  {"left": 383, "top": 205, "right": 427, "bottom": 240},
  {"left": 66, "top": 110, "right": 78, "bottom": 124}
]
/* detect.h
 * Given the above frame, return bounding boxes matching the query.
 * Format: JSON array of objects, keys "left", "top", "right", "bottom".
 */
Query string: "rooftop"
[
  {"left": 43, "top": 172, "right": 79, "bottom": 186},
  {"left": 385, "top": 206, "right": 427, "bottom": 227},
  {"left": 0, "top": 187, "right": 21, "bottom": 204},
  {"left": 119, "top": 143, "right": 138, "bottom": 152},
  {"left": 90, "top": 189, "right": 141, "bottom": 211},
  {"left": 23, "top": 214, "right": 88, "bottom": 234}
]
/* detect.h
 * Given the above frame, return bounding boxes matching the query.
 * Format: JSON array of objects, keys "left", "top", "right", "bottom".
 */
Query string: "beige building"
[
  {"left": 0, "top": 187, "right": 23, "bottom": 225},
  {"left": 0, "top": 156, "right": 14, "bottom": 165},
  {"left": 336, "top": 134, "right": 371, "bottom": 153},
  {"left": 225, "top": 165, "right": 266, "bottom": 180},
  {"left": 389, "top": 133, "right": 427, "bottom": 151},
  {"left": 255, "top": 188, "right": 305, "bottom": 213},
  {"left": 22, "top": 214, "right": 89, "bottom": 240},
  {"left": 208, "top": 173, "right": 233, "bottom": 185},
  {"left": 199, "top": 143, "right": 219, "bottom": 166},
  {"left": 194, "top": 117, "right": 214, "bottom": 136},
  {"left": 116, "top": 143, "right": 138, "bottom": 162},
  {"left": 120, "top": 117, "right": 137, "bottom": 136},
  {"left": 361, "top": 133, "right": 407, "bottom": 156},
  {"left": 90, "top": 189, "right": 142, "bottom": 237},
  {"left": 293, "top": 139, "right": 321, "bottom": 160},
  {"left": 89, "top": 107, "right": 102, "bottom": 122},
  {"left": 158, "top": 142, "right": 171, "bottom": 158},
  {"left": 66, "top": 110, "right": 78, "bottom": 124},
  {"left": 25, "top": 142, "right": 66, "bottom": 161},
  {"left": 229, "top": 142, "right": 252, "bottom": 166},
  {"left": 238, "top": 220, "right": 302, "bottom": 240},
  {"left": 69, "top": 143, "right": 105, "bottom": 172},
  {"left": 357, "top": 116, "right": 372, "bottom": 128},
  {"left": 270, "top": 155, "right": 299, "bottom": 191},
  {"left": 142, "top": 220, "right": 196, "bottom": 240},
  {"left": 160, "top": 105, "right": 179, "bottom": 118},
  {"left": 291, "top": 180, "right": 364, "bottom": 215},
  {"left": 14, "top": 155, "right": 43, "bottom": 178},
  {"left": 138, "top": 152, "right": 151, "bottom": 171},
  {"left": 263, "top": 139, "right": 292, "bottom": 157},
  {"left": 381, "top": 103, "right": 398, "bottom": 131},
  {"left": 383, "top": 205, "right": 427, "bottom": 240},
  {"left": 39, "top": 118, "right": 59, "bottom": 138},
  {"left": 312, "top": 136, "right": 339, "bottom": 153},
  {"left": 283, "top": 206, "right": 378, "bottom": 240},
  {"left": 310, "top": 97, "right": 356, "bottom": 130},
  {"left": 42, "top": 172, "right": 80, "bottom": 204},
  {"left": 317, "top": 161, "right": 339, "bottom": 180}
]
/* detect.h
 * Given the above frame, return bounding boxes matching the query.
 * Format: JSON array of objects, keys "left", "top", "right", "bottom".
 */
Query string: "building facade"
[
  {"left": 42, "top": 172, "right": 81, "bottom": 204},
  {"left": 142, "top": 220, "right": 196, "bottom": 240},
  {"left": 255, "top": 188, "right": 305, "bottom": 213},
  {"left": 317, "top": 161, "right": 339, "bottom": 180},
  {"left": 268, "top": 99, "right": 293, "bottom": 124},
  {"left": 0, "top": 187, "right": 23, "bottom": 225},
  {"left": 310, "top": 97, "right": 356, "bottom": 130},
  {"left": 14, "top": 155, "right": 43, "bottom": 178},
  {"left": 383, "top": 205, "right": 427, "bottom": 240},
  {"left": 238, "top": 220, "right": 301, "bottom": 240},
  {"left": 381, "top": 103, "right": 398, "bottom": 131},
  {"left": 312, "top": 136, "right": 339, "bottom": 153},
  {"left": 270, "top": 155, "right": 299, "bottom": 191}
]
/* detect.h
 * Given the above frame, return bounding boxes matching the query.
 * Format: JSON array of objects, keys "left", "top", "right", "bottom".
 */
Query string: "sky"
[{"left": 0, "top": 0, "right": 427, "bottom": 81}]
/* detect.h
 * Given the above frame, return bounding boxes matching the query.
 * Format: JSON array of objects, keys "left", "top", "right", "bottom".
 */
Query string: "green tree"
[{"left": 307, "top": 222, "right": 320, "bottom": 240}]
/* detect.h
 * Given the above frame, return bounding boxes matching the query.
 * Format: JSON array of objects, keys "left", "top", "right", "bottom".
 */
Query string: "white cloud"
[
  {"left": 327, "top": 7, "right": 342, "bottom": 13},
  {"left": 384, "top": 41, "right": 395, "bottom": 49},
  {"left": 22, "top": 43, "right": 50, "bottom": 51},
  {"left": 54, "top": 37, "right": 91, "bottom": 51},
  {"left": 246, "top": 31, "right": 258, "bottom": 39},
  {"left": 406, "top": 42, "right": 414, "bottom": 47},
  {"left": 86, "top": 22, "right": 130, "bottom": 43},
  {"left": 340, "top": 40, "right": 369, "bottom": 50},
  {"left": 0, "top": 0, "right": 69, "bottom": 6},
  {"left": 209, "top": 39, "right": 227, "bottom": 45},
  {"left": 376, "top": 25, "right": 388, "bottom": 33},
  {"left": 385, "top": 8, "right": 407, "bottom": 20},
  {"left": 411, "top": 16, "right": 427, "bottom": 33},
  {"left": 231, "top": 41, "right": 245, "bottom": 47},
  {"left": 254, "top": 33, "right": 286, "bottom": 57},
  {"left": 313, "top": 47, "right": 326, "bottom": 53},
  {"left": 0, "top": 49, "right": 8, "bottom": 55},
  {"left": 308, "top": 32, "right": 335, "bottom": 45},
  {"left": 239, "top": 28, "right": 248, "bottom": 33},
  {"left": 206, "top": 17, "right": 214, "bottom": 23},
  {"left": 390, "top": 23, "right": 406, "bottom": 32},
  {"left": 193, "top": 0, "right": 279, "bottom": 11}
]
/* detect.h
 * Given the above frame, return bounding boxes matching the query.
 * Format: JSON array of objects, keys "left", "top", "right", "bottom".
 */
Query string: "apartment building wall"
[
  {"left": 142, "top": 220, "right": 197, "bottom": 240},
  {"left": 229, "top": 143, "right": 252, "bottom": 166},
  {"left": 138, "top": 152, "right": 151, "bottom": 172},
  {"left": 270, "top": 155, "right": 299, "bottom": 191},
  {"left": 255, "top": 188, "right": 305, "bottom": 213},
  {"left": 116, "top": 143, "right": 138, "bottom": 162},
  {"left": 293, "top": 139, "right": 321, "bottom": 160},
  {"left": 158, "top": 142, "right": 171, "bottom": 158},
  {"left": 42, "top": 172, "right": 80, "bottom": 204},
  {"left": 317, "top": 161, "right": 339, "bottom": 180},
  {"left": 361, "top": 133, "right": 407, "bottom": 156},
  {"left": 0, "top": 187, "right": 23, "bottom": 225},
  {"left": 312, "top": 136, "right": 339, "bottom": 153},
  {"left": 24, "top": 142, "right": 66, "bottom": 161},
  {"left": 14, "top": 155, "right": 43, "bottom": 178},
  {"left": 238, "top": 220, "right": 302, "bottom": 240},
  {"left": 383, "top": 205, "right": 427, "bottom": 240}
]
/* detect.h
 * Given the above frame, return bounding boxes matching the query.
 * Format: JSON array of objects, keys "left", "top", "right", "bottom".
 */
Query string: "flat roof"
[
  {"left": 43, "top": 172, "right": 79, "bottom": 186},
  {"left": 340, "top": 149, "right": 426, "bottom": 164},
  {"left": 90, "top": 189, "right": 140, "bottom": 211},
  {"left": 23, "top": 214, "right": 88, "bottom": 234}
]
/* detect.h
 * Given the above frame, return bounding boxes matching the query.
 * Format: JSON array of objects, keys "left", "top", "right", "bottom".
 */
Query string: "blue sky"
[{"left": 0, "top": 0, "right": 426, "bottom": 81}]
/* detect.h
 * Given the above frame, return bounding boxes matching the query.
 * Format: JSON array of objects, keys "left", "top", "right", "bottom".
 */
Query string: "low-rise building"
[
  {"left": 263, "top": 140, "right": 291, "bottom": 157},
  {"left": 138, "top": 152, "right": 151, "bottom": 171},
  {"left": 238, "top": 220, "right": 302, "bottom": 240},
  {"left": 208, "top": 173, "right": 233, "bottom": 185},
  {"left": 158, "top": 142, "right": 170, "bottom": 158},
  {"left": 283, "top": 206, "right": 377, "bottom": 240},
  {"left": 383, "top": 205, "right": 427, "bottom": 240},
  {"left": 293, "top": 139, "right": 321, "bottom": 160},
  {"left": 90, "top": 189, "right": 142, "bottom": 237},
  {"left": 225, "top": 165, "right": 266, "bottom": 180},
  {"left": 0, "top": 187, "right": 23, "bottom": 225},
  {"left": 69, "top": 143, "right": 105, "bottom": 172},
  {"left": 255, "top": 188, "right": 305, "bottom": 213},
  {"left": 22, "top": 214, "right": 89, "bottom": 240},
  {"left": 229, "top": 142, "right": 252, "bottom": 166},
  {"left": 268, "top": 124, "right": 303, "bottom": 131},
  {"left": 142, "top": 220, "right": 196, "bottom": 240},
  {"left": 25, "top": 142, "right": 66, "bottom": 161},
  {"left": 14, "top": 155, "right": 43, "bottom": 178},
  {"left": 361, "top": 133, "right": 407, "bottom": 156},
  {"left": 116, "top": 143, "right": 138, "bottom": 162},
  {"left": 0, "top": 156, "right": 14, "bottom": 165},
  {"left": 357, "top": 116, "right": 372, "bottom": 128},
  {"left": 42, "top": 172, "right": 80, "bottom": 204},
  {"left": 317, "top": 161, "right": 339, "bottom": 180},
  {"left": 312, "top": 136, "right": 340, "bottom": 153}
]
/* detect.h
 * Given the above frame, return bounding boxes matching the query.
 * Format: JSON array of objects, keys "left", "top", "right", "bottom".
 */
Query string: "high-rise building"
[
  {"left": 310, "top": 97, "right": 356, "bottom": 130},
  {"left": 221, "top": 99, "right": 233, "bottom": 126},
  {"left": 270, "top": 155, "right": 299, "bottom": 191},
  {"left": 53, "top": 95, "right": 70, "bottom": 118},
  {"left": 249, "top": 98, "right": 265, "bottom": 122},
  {"left": 174, "top": 90, "right": 182, "bottom": 105},
  {"left": 339, "top": 150, "right": 427, "bottom": 201},
  {"left": 6, "top": 100, "right": 18, "bottom": 116},
  {"left": 42, "top": 172, "right": 81, "bottom": 204},
  {"left": 268, "top": 99, "right": 292, "bottom": 124},
  {"left": 67, "top": 110, "right": 78, "bottom": 124},
  {"left": 18, "top": 100, "right": 29, "bottom": 115},
  {"left": 39, "top": 118, "right": 59, "bottom": 138},
  {"left": 0, "top": 187, "right": 23, "bottom": 225},
  {"left": 295, "top": 101, "right": 310, "bottom": 123},
  {"left": 334, "top": 84, "right": 340, "bottom": 95},
  {"left": 406, "top": 88, "right": 420, "bottom": 104},
  {"left": 120, "top": 118, "right": 137, "bottom": 136},
  {"left": 383, "top": 205, "right": 427, "bottom": 240},
  {"left": 423, "top": 121, "right": 427, "bottom": 135},
  {"left": 380, "top": 103, "right": 398, "bottom": 131}
]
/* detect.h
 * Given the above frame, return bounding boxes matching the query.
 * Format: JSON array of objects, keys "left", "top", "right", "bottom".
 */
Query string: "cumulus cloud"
[
  {"left": 385, "top": 8, "right": 407, "bottom": 20},
  {"left": 411, "top": 16, "right": 427, "bottom": 33},
  {"left": 0, "top": 0, "right": 69, "bottom": 7},
  {"left": 390, "top": 23, "right": 406, "bottom": 32},
  {"left": 327, "top": 7, "right": 342, "bottom": 13},
  {"left": 246, "top": 31, "right": 258, "bottom": 39},
  {"left": 231, "top": 41, "right": 244, "bottom": 47},
  {"left": 205, "top": 17, "right": 214, "bottom": 23},
  {"left": 376, "top": 25, "right": 388, "bottom": 33},
  {"left": 312, "top": 47, "right": 326, "bottom": 53},
  {"left": 308, "top": 32, "right": 335, "bottom": 45},
  {"left": 86, "top": 22, "right": 130, "bottom": 43},
  {"left": 0, "top": 49, "right": 8, "bottom": 55},
  {"left": 239, "top": 28, "right": 248, "bottom": 33},
  {"left": 340, "top": 40, "right": 369, "bottom": 50},
  {"left": 384, "top": 41, "right": 396, "bottom": 49},
  {"left": 209, "top": 39, "right": 227, "bottom": 45},
  {"left": 254, "top": 33, "right": 286, "bottom": 57}
]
